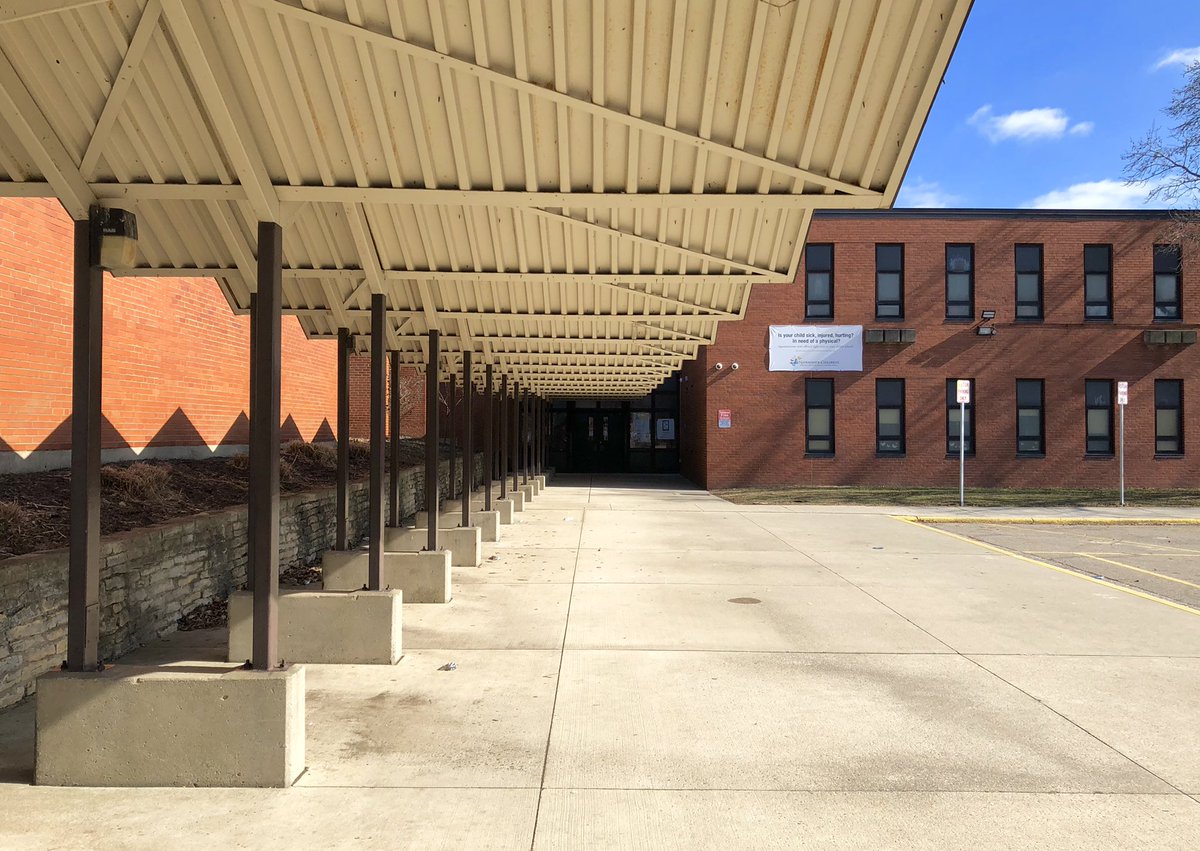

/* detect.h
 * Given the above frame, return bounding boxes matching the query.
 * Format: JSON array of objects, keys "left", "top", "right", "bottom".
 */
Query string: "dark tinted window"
[
  {"left": 1084, "top": 244, "right": 1112, "bottom": 320},
  {"left": 876, "top": 379, "right": 905, "bottom": 454},
  {"left": 1156, "top": 379, "right": 1184, "bottom": 455},
  {"left": 1085, "top": 379, "right": 1113, "bottom": 455},
  {"left": 1154, "top": 245, "right": 1182, "bottom": 321},
  {"left": 876, "top": 244, "right": 904, "bottom": 319},
  {"left": 1015, "top": 244, "right": 1043, "bottom": 321},
  {"left": 946, "top": 244, "right": 974, "bottom": 319},
  {"left": 806, "top": 244, "right": 834, "bottom": 319},
  {"left": 946, "top": 379, "right": 974, "bottom": 455},
  {"left": 806, "top": 378, "right": 835, "bottom": 455},
  {"left": 1016, "top": 379, "right": 1045, "bottom": 455}
]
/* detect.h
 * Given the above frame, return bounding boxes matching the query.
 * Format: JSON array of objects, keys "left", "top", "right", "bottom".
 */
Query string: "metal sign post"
[
  {"left": 956, "top": 380, "right": 970, "bottom": 508},
  {"left": 1117, "top": 381, "right": 1128, "bottom": 506}
]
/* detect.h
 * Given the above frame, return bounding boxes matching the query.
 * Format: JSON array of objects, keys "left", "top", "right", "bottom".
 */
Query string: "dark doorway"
[{"left": 549, "top": 375, "right": 681, "bottom": 474}]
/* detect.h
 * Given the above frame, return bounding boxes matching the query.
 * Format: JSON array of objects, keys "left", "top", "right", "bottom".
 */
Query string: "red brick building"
[
  {"left": 681, "top": 210, "right": 1200, "bottom": 490},
  {"left": 0, "top": 199, "right": 342, "bottom": 472}
]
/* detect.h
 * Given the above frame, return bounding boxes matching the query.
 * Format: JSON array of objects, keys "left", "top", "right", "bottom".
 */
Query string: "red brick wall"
[
  {"left": 700, "top": 213, "right": 1200, "bottom": 490},
  {"left": 0, "top": 198, "right": 336, "bottom": 458},
  {"left": 348, "top": 358, "right": 426, "bottom": 440}
]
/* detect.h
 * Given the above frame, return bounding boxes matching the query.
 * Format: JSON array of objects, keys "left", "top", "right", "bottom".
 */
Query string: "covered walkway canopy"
[{"left": 0, "top": 0, "right": 968, "bottom": 397}]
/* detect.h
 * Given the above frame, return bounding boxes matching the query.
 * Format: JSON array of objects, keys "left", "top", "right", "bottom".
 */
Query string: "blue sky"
[{"left": 897, "top": 1, "right": 1200, "bottom": 210}]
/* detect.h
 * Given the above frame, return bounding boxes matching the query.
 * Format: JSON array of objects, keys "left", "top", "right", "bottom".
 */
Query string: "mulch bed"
[{"left": 0, "top": 439, "right": 432, "bottom": 560}]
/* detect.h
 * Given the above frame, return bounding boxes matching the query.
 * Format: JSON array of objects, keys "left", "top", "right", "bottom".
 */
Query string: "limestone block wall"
[{"left": 0, "top": 453, "right": 483, "bottom": 710}]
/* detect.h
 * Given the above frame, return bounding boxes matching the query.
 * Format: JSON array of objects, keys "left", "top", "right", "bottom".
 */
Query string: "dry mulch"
[{"left": 0, "top": 439, "right": 432, "bottom": 560}]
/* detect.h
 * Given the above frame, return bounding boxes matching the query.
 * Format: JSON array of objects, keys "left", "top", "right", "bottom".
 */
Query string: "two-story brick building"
[{"left": 679, "top": 209, "right": 1200, "bottom": 490}]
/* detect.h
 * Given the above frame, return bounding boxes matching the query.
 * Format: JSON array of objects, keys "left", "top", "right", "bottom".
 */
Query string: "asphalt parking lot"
[{"left": 930, "top": 522, "right": 1200, "bottom": 611}]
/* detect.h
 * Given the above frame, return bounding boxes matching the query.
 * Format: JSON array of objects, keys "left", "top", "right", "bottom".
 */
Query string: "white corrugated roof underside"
[{"left": 0, "top": 0, "right": 971, "bottom": 397}]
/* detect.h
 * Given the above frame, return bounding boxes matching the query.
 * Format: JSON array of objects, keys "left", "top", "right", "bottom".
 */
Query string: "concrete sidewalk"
[{"left": 3, "top": 474, "right": 1199, "bottom": 849}]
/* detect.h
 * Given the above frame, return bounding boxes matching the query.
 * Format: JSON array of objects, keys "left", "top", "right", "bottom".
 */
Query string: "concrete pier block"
[
  {"left": 473, "top": 510, "right": 501, "bottom": 542},
  {"left": 494, "top": 498, "right": 515, "bottom": 524},
  {"left": 413, "top": 510, "right": 461, "bottom": 529},
  {"left": 322, "top": 548, "right": 452, "bottom": 602},
  {"left": 535, "top": 475, "right": 547, "bottom": 488},
  {"left": 35, "top": 665, "right": 304, "bottom": 788},
  {"left": 520, "top": 483, "right": 536, "bottom": 502},
  {"left": 386, "top": 525, "right": 482, "bottom": 568},
  {"left": 227, "top": 589, "right": 402, "bottom": 665},
  {"left": 511, "top": 490, "right": 526, "bottom": 512}
]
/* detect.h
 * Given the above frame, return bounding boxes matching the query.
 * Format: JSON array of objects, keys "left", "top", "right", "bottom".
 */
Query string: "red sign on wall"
[{"left": 718, "top": 409, "right": 732, "bottom": 429}]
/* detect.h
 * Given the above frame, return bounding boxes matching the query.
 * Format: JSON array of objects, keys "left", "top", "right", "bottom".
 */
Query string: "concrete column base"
[
  {"left": 494, "top": 498, "right": 515, "bottom": 524},
  {"left": 227, "top": 589, "right": 402, "bottom": 665},
  {"left": 322, "top": 548, "right": 452, "bottom": 602},
  {"left": 473, "top": 509, "right": 501, "bottom": 542},
  {"left": 535, "top": 475, "right": 547, "bottom": 488},
  {"left": 511, "top": 490, "right": 526, "bottom": 512},
  {"left": 520, "top": 483, "right": 536, "bottom": 501},
  {"left": 413, "top": 510, "right": 461, "bottom": 529},
  {"left": 387, "top": 525, "right": 481, "bottom": 567},
  {"left": 35, "top": 665, "right": 304, "bottom": 787}
]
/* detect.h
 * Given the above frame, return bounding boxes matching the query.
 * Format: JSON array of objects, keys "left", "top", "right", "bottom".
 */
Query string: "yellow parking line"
[
  {"left": 901, "top": 516, "right": 1200, "bottom": 526},
  {"left": 1130, "top": 540, "right": 1200, "bottom": 557},
  {"left": 1075, "top": 553, "right": 1200, "bottom": 591},
  {"left": 894, "top": 517, "right": 1200, "bottom": 617}
]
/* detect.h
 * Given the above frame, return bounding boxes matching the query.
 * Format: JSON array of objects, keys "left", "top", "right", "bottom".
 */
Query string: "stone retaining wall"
[{"left": 0, "top": 454, "right": 484, "bottom": 710}]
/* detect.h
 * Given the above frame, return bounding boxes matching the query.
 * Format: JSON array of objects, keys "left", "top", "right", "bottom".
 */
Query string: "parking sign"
[
  {"left": 1117, "top": 381, "right": 1128, "bottom": 405},
  {"left": 956, "top": 379, "right": 971, "bottom": 404}
]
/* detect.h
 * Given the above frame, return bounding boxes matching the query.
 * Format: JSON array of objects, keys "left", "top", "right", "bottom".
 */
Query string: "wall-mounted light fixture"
[
  {"left": 980, "top": 309, "right": 996, "bottom": 321},
  {"left": 90, "top": 205, "right": 139, "bottom": 269},
  {"left": 976, "top": 325, "right": 997, "bottom": 337}
]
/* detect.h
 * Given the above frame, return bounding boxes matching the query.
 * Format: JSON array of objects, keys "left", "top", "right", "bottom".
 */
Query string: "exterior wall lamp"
[{"left": 90, "top": 205, "right": 139, "bottom": 270}]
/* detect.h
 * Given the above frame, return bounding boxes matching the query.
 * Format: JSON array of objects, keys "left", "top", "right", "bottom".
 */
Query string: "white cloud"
[
  {"left": 968, "top": 105, "right": 1092, "bottom": 142},
  {"left": 896, "top": 178, "right": 962, "bottom": 208},
  {"left": 1155, "top": 47, "right": 1200, "bottom": 70},
  {"left": 1024, "top": 179, "right": 1159, "bottom": 210}
]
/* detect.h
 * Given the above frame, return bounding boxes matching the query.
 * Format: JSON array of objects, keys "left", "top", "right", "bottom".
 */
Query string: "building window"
[
  {"left": 1084, "top": 244, "right": 1112, "bottom": 320},
  {"left": 1015, "top": 244, "right": 1043, "bottom": 320},
  {"left": 1156, "top": 379, "right": 1184, "bottom": 455},
  {"left": 1085, "top": 380, "right": 1113, "bottom": 455},
  {"left": 1154, "top": 244, "right": 1182, "bottom": 321},
  {"left": 946, "top": 379, "right": 974, "bottom": 455},
  {"left": 876, "top": 378, "right": 905, "bottom": 454},
  {"left": 806, "top": 378, "right": 834, "bottom": 455},
  {"left": 946, "top": 244, "right": 974, "bottom": 320},
  {"left": 876, "top": 244, "right": 904, "bottom": 319},
  {"left": 1016, "top": 379, "right": 1045, "bottom": 455},
  {"left": 806, "top": 243, "right": 833, "bottom": 319}
]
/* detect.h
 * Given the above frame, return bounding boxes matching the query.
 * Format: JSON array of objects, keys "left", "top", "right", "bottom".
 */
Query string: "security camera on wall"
[
  {"left": 714, "top": 362, "right": 724, "bottom": 370},
  {"left": 730, "top": 363, "right": 739, "bottom": 371}
]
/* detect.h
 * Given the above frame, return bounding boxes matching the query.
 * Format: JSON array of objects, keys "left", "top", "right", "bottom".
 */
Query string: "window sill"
[
  {"left": 1154, "top": 453, "right": 1185, "bottom": 459},
  {"left": 1013, "top": 316, "right": 1044, "bottom": 323},
  {"left": 1083, "top": 316, "right": 1114, "bottom": 323},
  {"left": 875, "top": 452, "right": 907, "bottom": 459},
  {"left": 1016, "top": 452, "right": 1046, "bottom": 459},
  {"left": 944, "top": 453, "right": 976, "bottom": 459},
  {"left": 874, "top": 315, "right": 906, "bottom": 323},
  {"left": 943, "top": 317, "right": 975, "bottom": 324},
  {"left": 1152, "top": 318, "right": 1183, "bottom": 324},
  {"left": 1084, "top": 453, "right": 1114, "bottom": 460},
  {"left": 804, "top": 452, "right": 836, "bottom": 459}
]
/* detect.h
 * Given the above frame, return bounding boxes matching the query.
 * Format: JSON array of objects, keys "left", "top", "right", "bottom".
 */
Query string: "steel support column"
[
  {"left": 250, "top": 221, "right": 282, "bottom": 671},
  {"left": 510, "top": 383, "right": 520, "bottom": 493},
  {"left": 483, "top": 364, "right": 493, "bottom": 511},
  {"left": 447, "top": 373, "right": 457, "bottom": 501},
  {"left": 335, "top": 327, "right": 350, "bottom": 549},
  {"left": 461, "top": 350, "right": 473, "bottom": 528},
  {"left": 499, "top": 375, "right": 509, "bottom": 500},
  {"left": 246, "top": 291, "right": 258, "bottom": 592},
  {"left": 367, "top": 293, "right": 386, "bottom": 591},
  {"left": 521, "top": 389, "right": 530, "bottom": 485},
  {"left": 388, "top": 350, "right": 401, "bottom": 527},
  {"left": 425, "top": 332, "right": 440, "bottom": 552},
  {"left": 66, "top": 216, "right": 102, "bottom": 672}
]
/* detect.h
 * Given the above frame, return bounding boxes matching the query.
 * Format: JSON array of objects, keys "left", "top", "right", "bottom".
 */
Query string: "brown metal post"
[
  {"left": 367, "top": 293, "right": 386, "bottom": 591},
  {"left": 499, "top": 375, "right": 509, "bottom": 499},
  {"left": 483, "top": 364, "right": 493, "bottom": 511},
  {"left": 67, "top": 216, "right": 102, "bottom": 672},
  {"left": 447, "top": 372, "right": 457, "bottom": 501},
  {"left": 521, "top": 389, "right": 530, "bottom": 485},
  {"left": 335, "top": 327, "right": 350, "bottom": 550},
  {"left": 425, "top": 332, "right": 440, "bottom": 552},
  {"left": 461, "top": 350, "right": 473, "bottom": 528},
  {"left": 511, "top": 383, "right": 520, "bottom": 493},
  {"left": 246, "top": 291, "right": 258, "bottom": 592},
  {"left": 250, "top": 221, "right": 282, "bottom": 671},
  {"left": 388, "top": 350, "right": 401, "bottom": 527}
]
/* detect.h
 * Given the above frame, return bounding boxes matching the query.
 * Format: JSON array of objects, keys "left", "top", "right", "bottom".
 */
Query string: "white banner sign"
[{"left": 768, "top": 325, "right": 863, "bottom": 372}]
